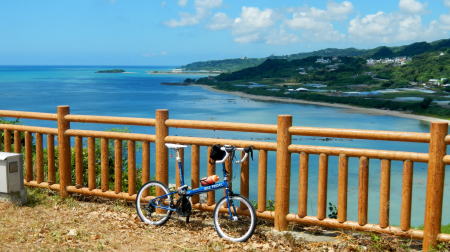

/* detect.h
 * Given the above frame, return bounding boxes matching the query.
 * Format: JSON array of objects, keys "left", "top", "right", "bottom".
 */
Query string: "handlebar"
[{"left": 215, "top": 145, "right": 252, "bottom": 164}]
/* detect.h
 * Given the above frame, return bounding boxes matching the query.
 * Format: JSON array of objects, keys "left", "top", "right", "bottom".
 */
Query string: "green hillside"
[
  {"left": 183, "top": 38, "right": 450, "bottom": 72},
  {"left": 183, "top": 58, "right": 265, "bottom": 72},
  {"left": 193, "top": 40, "right": 450, "bottom": 119}
]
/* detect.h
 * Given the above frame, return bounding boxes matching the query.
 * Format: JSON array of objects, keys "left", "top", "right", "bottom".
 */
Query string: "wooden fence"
[{"left": 0, "top": 106, "right": 449, "bottom": 250}]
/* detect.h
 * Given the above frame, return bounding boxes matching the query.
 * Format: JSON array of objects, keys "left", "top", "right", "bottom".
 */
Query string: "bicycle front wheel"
[
  {"left": 136, "top": 181, "right": 172, "bottom": 226},
  {"left": 213, "top": 195, "right": 256, "bottom": 242}
]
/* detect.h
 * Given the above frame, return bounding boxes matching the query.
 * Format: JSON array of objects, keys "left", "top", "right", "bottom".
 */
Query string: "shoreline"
[{"left": 194, "top": 84, "right": 450, "bottom": 124}]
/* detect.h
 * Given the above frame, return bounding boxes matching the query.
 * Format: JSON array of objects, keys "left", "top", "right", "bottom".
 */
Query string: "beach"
[{"left": 195, "top": 84, "right": 450, "bottom": 124}]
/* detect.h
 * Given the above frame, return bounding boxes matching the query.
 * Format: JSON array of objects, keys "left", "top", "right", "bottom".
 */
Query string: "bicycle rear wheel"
[
  {"left": 213, "top": 195, "right": 256, "bottom": 242},
  {"left": 136, "top": 181, "right": 172, "bottom": 226}
]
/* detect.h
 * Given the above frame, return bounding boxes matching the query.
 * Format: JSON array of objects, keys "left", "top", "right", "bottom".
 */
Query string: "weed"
[{"left": 328, "top": 202, "right": 338, "bottom": 219}]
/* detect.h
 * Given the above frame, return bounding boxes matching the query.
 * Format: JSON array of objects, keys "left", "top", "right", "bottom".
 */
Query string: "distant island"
[
  {"left": 186, "top": 38, "right": 450, "bottom": 119},
  {"left": 149, "top": 69, "right": 221, "bottom": 75},
  {"left": 96, "top": 69, "right": 126, "bottom": 73}
]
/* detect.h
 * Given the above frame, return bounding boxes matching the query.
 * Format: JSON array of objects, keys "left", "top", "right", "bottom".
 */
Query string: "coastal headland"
[{"left": 195, "top": 84, "right": 450, "bottom": 123}]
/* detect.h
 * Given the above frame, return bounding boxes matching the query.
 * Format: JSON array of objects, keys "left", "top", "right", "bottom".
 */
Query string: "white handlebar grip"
[{"left": 237, "top": 152, "right": 248, "bottom": 163}]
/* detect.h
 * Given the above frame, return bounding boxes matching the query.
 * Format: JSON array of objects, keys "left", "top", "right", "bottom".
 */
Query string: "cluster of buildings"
[
  {"left": 366, "top": 57, "right": 411, "bottom": 66},
  {"left": 427, "top": 78, "right": 448, "bottom": 87}
]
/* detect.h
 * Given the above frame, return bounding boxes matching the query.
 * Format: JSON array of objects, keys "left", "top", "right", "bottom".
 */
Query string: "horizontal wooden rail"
[
  {"left": 0, "top": 124, "right": 57, "bottom": 134},
  {"left": 164, "top": 136, "right": 277, "bottom": 150},
  {"left": 445, "top": 135, "right": 450, "bottom": 144},
  {"left": 289, "top": 126, "right": 431, "bottom": 143},
  {"left": 165, "top": 119, "right": 277, "bottom": 133},
  {"left": 288, "top": 144, "right": 428, "bottom": 162},
  {"left": 65, "top": 114, "right": 155, "bottom": 126},
  {"left": 26, "top": 180, "right": 450, "bottom": 243},
  {"left": 0, "top": 110, "right": 57, "bottom": 120},
  {"left": 285, "top": 214, "right": 450, "bottom": 242},
  {"left": 66, "top": 129, "right": 156, "bottom": 142},
  {"left": 444, "top": 155, "right": 450, "bottom": 164}
]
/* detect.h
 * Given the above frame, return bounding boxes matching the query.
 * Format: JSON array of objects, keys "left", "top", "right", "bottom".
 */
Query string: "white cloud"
[
  {"left": 165, "top": 0, "right": 222, "bottom": 27},
  {"left": 326, "top": 1, "right": 354, "bottom": 20},
  {"left": 178, "top": 0, "right": 188, "bottom": 7},
  {"left": 233, "top": 7, "right": 274, "bottom": 35},
  {"left": 348, "top": 11, "right": 444, "bottom": 43},
  {"left": 399, "top": 0, "right": 426, "bottom": 14},
  {"left": 195, "top": 0, "right": 221, "bottom": 9},
  {"left": 208, "top": 12, "right": 232, "bottom": 30},
  {"left": 284, "top": 1, "right": 351, "bottom": 42},
  {"left": 165, "top": 12, "right": 200, "bottom": 27},
  {"left": 165, "top": 0, "right": 449, "bottom": 46},
  {"left": 440, "top": 14, "right": 450, "bottom": 29},
  {"left": 230, "top": 7, "right": 280, "bottom": 44},
  {"left": 234, "top": 33, "right": 261, "bottom": 43}
]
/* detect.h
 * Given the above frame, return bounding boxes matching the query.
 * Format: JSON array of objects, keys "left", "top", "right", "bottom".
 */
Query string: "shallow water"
[{"left": 0, "top": 65, "right": 449, "bottom": 226}]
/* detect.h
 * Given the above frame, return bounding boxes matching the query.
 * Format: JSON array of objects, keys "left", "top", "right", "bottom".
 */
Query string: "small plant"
[
  {"left": 327, "top": 202, "right": 338, "bottom": 219},
  {"left": 251, "top": 199, "right": 275, "bottom": 211}
]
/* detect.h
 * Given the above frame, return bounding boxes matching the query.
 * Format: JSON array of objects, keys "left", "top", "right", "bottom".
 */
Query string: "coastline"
[{"left": 194, "top": 84, "right": 450, "bottom": 124}]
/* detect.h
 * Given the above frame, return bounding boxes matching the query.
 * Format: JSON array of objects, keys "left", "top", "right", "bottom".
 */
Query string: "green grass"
[
  {"left": 415, "top": 224, "right": 450, "bottom": 234},
  {"left": 441, "top": 224, "right": 450, "bottom": 234}
]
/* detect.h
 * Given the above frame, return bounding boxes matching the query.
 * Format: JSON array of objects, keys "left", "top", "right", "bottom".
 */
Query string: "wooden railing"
[{"left": 0, "top": 106, "right": 449, "bottom": 251}]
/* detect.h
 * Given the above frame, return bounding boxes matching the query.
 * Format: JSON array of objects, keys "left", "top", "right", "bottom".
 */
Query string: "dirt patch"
[{"left": 0, "top": 188, "right": 446, "bottom": 251}]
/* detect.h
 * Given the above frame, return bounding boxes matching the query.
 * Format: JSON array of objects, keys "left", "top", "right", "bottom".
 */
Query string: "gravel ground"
[{"left": 0, "top": 188, "right": 446, "bottom": 251}]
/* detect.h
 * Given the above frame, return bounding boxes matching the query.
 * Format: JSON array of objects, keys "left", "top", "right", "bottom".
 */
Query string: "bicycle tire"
[
  {"left": 136, "top": 181, "right": 172, "bottom": 226},
  {"left": 213, "top": 195, "right": 256, "bottom": 242}
]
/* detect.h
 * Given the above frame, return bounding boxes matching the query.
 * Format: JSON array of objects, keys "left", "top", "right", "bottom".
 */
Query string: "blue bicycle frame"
[{"left": 149, "top": 151, "right": 235, "bottom": 216}]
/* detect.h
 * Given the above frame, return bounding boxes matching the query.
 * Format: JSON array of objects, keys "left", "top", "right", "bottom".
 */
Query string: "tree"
[{"left": 420, "top": 97, "right": 433, "bottom": 109}]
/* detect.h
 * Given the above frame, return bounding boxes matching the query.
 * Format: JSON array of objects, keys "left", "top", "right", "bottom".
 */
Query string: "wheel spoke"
[
  {"left": 136, "top": 181, "right": 172, "bottom": 226},
  {"left": 213, "top": 195, "right": 256, "bottom": 242}
]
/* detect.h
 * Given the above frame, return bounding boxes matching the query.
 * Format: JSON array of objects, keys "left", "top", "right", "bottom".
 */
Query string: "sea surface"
[{"left": 0, "top": 65, "right": 449, "bottom": 227}]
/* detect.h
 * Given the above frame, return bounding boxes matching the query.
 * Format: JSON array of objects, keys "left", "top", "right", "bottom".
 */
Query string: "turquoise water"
[{"left": 0, "top": 65, "right": 449, "bottom": 227}]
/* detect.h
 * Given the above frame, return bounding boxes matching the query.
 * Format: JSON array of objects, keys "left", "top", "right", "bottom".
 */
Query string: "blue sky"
[{"left": 1, "top": 0, "right": 450, "bottom": 65}]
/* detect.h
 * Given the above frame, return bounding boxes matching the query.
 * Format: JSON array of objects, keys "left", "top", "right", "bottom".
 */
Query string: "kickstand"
[{"left": 186, "top": 215, "right": 190, "bottom": 224}]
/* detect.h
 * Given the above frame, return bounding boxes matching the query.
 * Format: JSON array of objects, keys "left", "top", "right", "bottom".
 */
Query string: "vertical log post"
[
  {"left": 274, "top": 115, "right": 292, "bottom": 231},
  {"left": 207, "top": 146, "right": 216, "bottom": 205},
  {"left": 13, "top": 131, "right": 21, "bottom": 153},
  {"left": 4, "top": 129, "right": 11, "bottom": 152},
  {"left": 128, "top": 140, "right": 136, "bottom": 195},
  {"left": 141, "top": 141, "right": 150, "bottom": 196},
  {"left": 379, "top": 159, "right": 391, "bottom": 228},
  {"left": 88, "top": 137, "right": 96, "bottom": 190},
  {"left": 423, "top": 122, "right": 448, "bottom": 251},
  {"left": 35, "top": 133, "right": 44, "bottom": 184},
  {"left": 358, "top": 156, "right": 369, "bottom": 226},
  {"left": 114, "top": 139, "right": 123, "bottom": 193},
  {"left": 191, "top": 145, "right": 200, "bottom": 204},
  {"left": 240, "top": 150, "right": 249, "bottom": 198},
  {"left": 175, "top": 148, "right": 184, "bottom": 188},
  {"left": 155, "top": 109, "right": 169, "bottom": 193},
  {"left": 57, "top": 105, "right": 71, "bottom": 197},
  {"left": 24, "top": 132, "right": 32, "bottom": 182},
  {"left": 400, "top": 160, "right": 413, "bottom": 231},
  {"left": 317, "top": 153, "right": 329, "bottom": 220},
  {"left": 257, "top": 150, "right": 267, "bottom": 212},
  {"left": 226, "top": 158, "right": 232, "bottom": 189},
  {"left": 13, "top": 130, "right": 21, "bottom": 153},
  {"left": 337, "top": 154, "right": 348, "bottom": 223},
  {"left": 298, "top": 152, "right": 309, "bottom": 217},
  {"left": 47, "top": 134, "right": 55, "bottom": 184},
  {"left": 101, "top": 138, "right": 109, "bottom": 192},
  {"left": 75, "top": 136, "right": 83, "bottom": 188}
]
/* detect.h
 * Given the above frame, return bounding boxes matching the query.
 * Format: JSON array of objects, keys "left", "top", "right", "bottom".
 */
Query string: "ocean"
[{"left": 0, "top": 65, "right": 448, "bottom": 226}]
